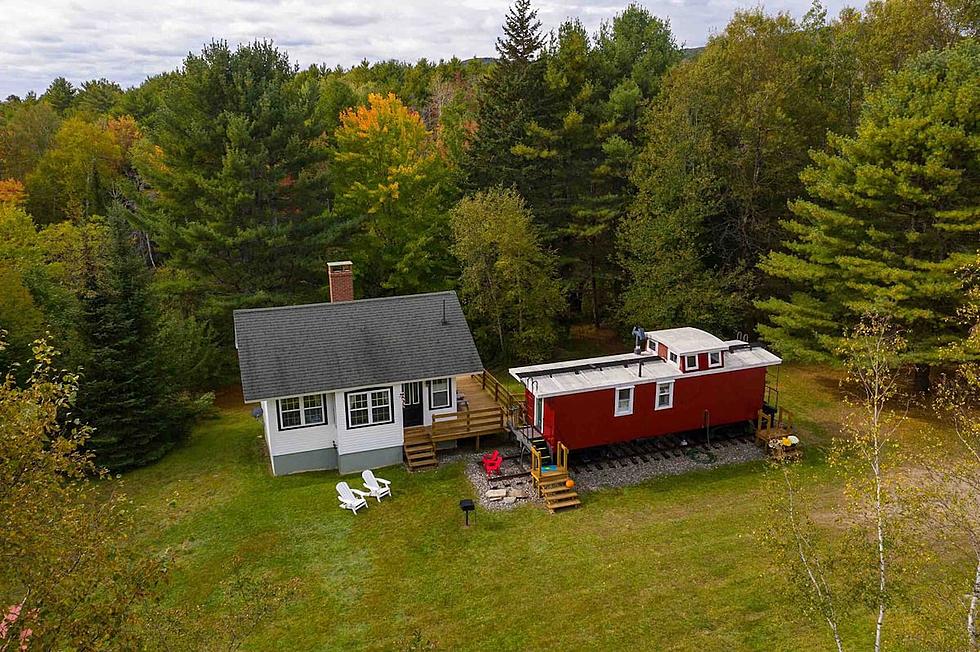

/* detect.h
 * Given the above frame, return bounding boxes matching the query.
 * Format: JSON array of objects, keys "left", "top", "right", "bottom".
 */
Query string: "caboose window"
[
  {"left": 685, "top": 354, "right": 698, "bottom": 370},
  {"left": 656, "top": 382, "right": 674, "bottom": 410},
  {"left": 709, "top": 351, "right": 722, "bottom": 367},
  {"left": 614, "top": 386, "right": 634, "bottom": 416}
]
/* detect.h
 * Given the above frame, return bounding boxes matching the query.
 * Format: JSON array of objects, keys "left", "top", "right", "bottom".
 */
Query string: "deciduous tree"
[
  {"left": 24, "top": 116, "right": 123, "bottom": 224},
  {"left": 450, "top": 187, "right": 565, "bottom": 362},
  {"left": 332, "top": 92, "right": 454, "bottom": 296},
  {"left": 0, "top": 336, "right": 165, "bottom": 649}
]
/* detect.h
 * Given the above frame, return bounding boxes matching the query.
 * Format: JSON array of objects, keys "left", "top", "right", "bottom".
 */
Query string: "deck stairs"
[
  {"left": 538, "top": 471, "right": 581, "bottom": 513},
  {"left": 528, "top": 434, "right": 553, "bottom": 466},
  {"left": 403, "top": 428, "right": 438, "bottom": 471},
  {"left": 530, "top": 441, "right": 581, "bottom": 513}
]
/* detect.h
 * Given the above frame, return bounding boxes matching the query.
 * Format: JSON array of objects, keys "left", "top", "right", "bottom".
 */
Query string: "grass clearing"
[{"left": 122, "top": 364, "right": 961, "bottom": 650}]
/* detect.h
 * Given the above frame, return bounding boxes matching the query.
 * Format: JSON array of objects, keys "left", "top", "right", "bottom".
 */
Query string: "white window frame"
[
  {"left": 685, "top": 354, "right": 699, "bottom": 371},
  {"left": 647, "top": 339, "right": 659, "bottom": 354},
  {"left": 277, "top": 393, "right": 328, "bottom": 430},
  {"left": 614, "top": 386, "right": 634, "bottom": 417},
  {"left": 708, "top": 351, "right": 722, "bottom": 368},
  {"left": 429, "top": 378, "right": 452, "bottom": 409},
  {"left": 668, "top": 351, "right": 678, "bottom": 365},
  {"left": 534, "top": 396, "right": 544, "bottom": 431},
  {"left": 655, "top": 381, "right": 674, "bottom": 410},
  {"left": 345, "top": 387, "right": 394, "bottom": 429}
]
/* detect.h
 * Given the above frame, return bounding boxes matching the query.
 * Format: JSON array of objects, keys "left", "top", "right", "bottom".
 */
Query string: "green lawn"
[{"left": 123, "top": 364, "right": 957, "bottom": 651}]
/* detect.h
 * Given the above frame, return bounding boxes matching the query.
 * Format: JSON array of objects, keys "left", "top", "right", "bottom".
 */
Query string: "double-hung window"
[
  {"left": 278, "top": 394, "right": 327, "bottom": 429},
  {"left": 429, "top": 378, "right": 452, "bottom": 409},
  {"left": 346, "top": 388, "right": 394, "bottom": 428},
  {"left": 708, "top": 351, "right": 722, "bottom": 368},
  {"left": 614, "top": 386, "right": 634, "bottom": 416},
  {"left": 685, "top": 354, "right": 699, "bottom": 371},
  {"left": 656, "top": 382, "right": 674, "bottom": 410}
]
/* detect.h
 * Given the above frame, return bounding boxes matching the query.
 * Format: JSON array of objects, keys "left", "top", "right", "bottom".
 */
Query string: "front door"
[{"left": 402, "top": 381, "right": 423, "bottom": 427}]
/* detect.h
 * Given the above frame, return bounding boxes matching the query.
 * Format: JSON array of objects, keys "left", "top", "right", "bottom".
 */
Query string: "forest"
[
  {"left": 0, "top": 0, "right": 979, "bottom": 646},
  {"left": 2, "top": 0, "right": 978, "bottom": 466}
]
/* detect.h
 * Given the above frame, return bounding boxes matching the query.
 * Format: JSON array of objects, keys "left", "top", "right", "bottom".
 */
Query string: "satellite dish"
[{"left": 251, "top": 406, "right": 263, "bottom": 420}]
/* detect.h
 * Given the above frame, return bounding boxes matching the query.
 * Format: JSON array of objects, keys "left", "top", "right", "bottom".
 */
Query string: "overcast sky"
[{"left": 2, "top": 0, "right": 854, "bottom": 99}]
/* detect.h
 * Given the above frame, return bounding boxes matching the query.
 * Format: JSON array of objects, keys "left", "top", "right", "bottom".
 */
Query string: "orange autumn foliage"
[{"left": 0, "top": 179, "right": 26, "bottom": 206}]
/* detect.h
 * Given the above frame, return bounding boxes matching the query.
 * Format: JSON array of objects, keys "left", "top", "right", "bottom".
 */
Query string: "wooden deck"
[{"left": 403, "top": 371, "right": 523, "bottom": 470}]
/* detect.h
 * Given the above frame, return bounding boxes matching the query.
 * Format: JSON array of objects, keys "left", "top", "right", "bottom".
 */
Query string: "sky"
[{"left": 1, "top": 0, "right": 854, "bottom": 99}]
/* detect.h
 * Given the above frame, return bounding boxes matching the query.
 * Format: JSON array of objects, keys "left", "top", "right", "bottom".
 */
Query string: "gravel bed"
[
  {"left": 440, "top": 438, "right": 764, "bottom": 510},
  {"left": 458, "top": 444, "right": 541, "bottom": 511},
  {"left": 570, "top": 440, "right": 764, "bottom": 492}
]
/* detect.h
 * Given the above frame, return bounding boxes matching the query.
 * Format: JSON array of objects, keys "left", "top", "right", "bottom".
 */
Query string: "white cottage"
[{"left": 233, "top": 262, "right": 484, "bottom": 476}]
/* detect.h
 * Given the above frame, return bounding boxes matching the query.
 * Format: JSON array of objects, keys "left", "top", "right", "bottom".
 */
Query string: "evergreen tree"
[
  {"left": 462, "top": 0, "right": 548, "bottom": 202},
  {"left": 134, "top": 41, "right": 332, "bottom": 341},
  {"left": 528, "top": 7, "right": 679, "bottom": 325},
  {"left": 41, "top": 77, "right": 76, "bottom": 115},
  {"left": 74, "top": 78, "right": 124, "bottom": 116},
  {"left": 758, "top": 41, "right": 980, "bottom": 390},
  {"left": 74, "top": 217, "right": 181, "bottom": 469}
]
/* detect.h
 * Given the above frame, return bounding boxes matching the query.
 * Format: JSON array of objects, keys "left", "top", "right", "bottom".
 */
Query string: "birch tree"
[{"left": 767, "top": 314, "right": 910, "bottom": 651}]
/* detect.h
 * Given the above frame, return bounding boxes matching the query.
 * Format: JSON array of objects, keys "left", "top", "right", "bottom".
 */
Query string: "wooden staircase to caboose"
[
  {"left": 531, "top": 442, "right": 580, "bottom": 513},
  {"left": 403, "top": 427, "right": 438, "bottom": 471}
]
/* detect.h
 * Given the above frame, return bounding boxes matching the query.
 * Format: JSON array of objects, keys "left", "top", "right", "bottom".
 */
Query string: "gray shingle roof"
[{"left": 233, "top": 291, "right": 484, "bottom": 402}]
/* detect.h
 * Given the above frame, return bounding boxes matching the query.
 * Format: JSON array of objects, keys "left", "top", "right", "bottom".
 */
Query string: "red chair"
[{"left": 481, "top": 449, "right": 503, "bottom": 476}]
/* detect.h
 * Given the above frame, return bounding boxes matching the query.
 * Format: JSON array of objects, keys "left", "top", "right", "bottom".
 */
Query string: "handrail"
[{"left": 474, "top": 369, "right": 523, "bottom": 410}]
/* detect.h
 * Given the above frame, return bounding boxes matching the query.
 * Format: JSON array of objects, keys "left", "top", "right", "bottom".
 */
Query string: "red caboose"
[{"left": 509, "top": 327, "right": 781, "bottom": 451}]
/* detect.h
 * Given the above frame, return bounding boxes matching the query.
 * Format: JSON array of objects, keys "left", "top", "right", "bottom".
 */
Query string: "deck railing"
[{"left": 430, "top": 406, "right": 506, "bottom": 442}]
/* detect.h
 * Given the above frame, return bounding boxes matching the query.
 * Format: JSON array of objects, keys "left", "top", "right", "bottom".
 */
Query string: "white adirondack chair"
[
  {"left": 361, "top": 469, "right": 392, "bottom": 502},
  {"left": 337, "top": 481, "right": 369, "bottom": 514}
]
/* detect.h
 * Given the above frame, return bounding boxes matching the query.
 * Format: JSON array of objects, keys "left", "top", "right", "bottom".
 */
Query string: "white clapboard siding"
[
  {"left": 334, "top": 384, "right": 404, "bottom": 455},
  {"left": 264, "top": 397, "right": 338, "bottom": 456}
]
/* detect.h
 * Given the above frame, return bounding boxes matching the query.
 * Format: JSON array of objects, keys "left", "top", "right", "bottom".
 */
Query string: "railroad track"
[
  {"left": 486, "top": 424, "right": 754, "bottom": 486},
  {"left": 568, "top": 427, "right": 754, "bottom": 473}
]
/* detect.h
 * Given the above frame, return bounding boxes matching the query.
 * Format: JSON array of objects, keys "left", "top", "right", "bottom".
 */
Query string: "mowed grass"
[{"left": 122, "top": 364, "right": 956, "bottom": 651}]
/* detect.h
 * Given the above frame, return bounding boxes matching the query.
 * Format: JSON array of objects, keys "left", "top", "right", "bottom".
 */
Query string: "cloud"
[{"left": 0, "top": 0, "right": 853, "bottom": 98}]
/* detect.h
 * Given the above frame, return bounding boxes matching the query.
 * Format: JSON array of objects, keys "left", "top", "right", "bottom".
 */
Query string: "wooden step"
[
  {"left": 543, "top": 489, "right": 579, "bottom": 501},
  {"left": 547, "top": 497, "right": 582, "bottom": 512},
  {"left": 406, "top": 449, "right": 435, "bottom": 458},
  {"left": 540, "top": 482, "right": 573, "bottom": 493}
]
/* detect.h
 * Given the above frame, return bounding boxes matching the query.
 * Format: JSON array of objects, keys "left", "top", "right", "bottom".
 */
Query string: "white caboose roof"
[
  {"left": 509, "top": 345, "right": 781, "bottom": 398},
  {"left": 646, "top": 327, "right": 729, "bottom": 355}
]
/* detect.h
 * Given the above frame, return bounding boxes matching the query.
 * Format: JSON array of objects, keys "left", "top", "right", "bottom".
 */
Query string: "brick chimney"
[{"left": 327, "top": 261, "right": 354, "bottom": 302}]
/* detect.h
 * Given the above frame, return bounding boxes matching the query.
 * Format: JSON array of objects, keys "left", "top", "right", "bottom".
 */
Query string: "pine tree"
[
  {"left": 462, "top": 0, "right": 547, "bottom": 201},
  {"left": 530, "top": 8, "right": 679, "bottom": 325},
  {"left": 74, "top": 217, "right": 179, "bottom": 469},
  {"left": 41, "top": 77, "right": 76, "bottom": 115},
  {"left": 134, "top": 41, "right": 332, "bottom": 342},
  {"left": 758, "top": 41, "right": 980, "bottom": 390}
]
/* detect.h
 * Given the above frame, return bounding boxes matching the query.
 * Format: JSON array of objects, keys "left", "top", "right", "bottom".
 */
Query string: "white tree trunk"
[{"left": 969, "top": 554, "right": 980, "bottom": 652}]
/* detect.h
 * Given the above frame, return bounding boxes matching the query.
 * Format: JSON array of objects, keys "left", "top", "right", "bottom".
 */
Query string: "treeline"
[{"left": 0, "top": 0, "right": 978, "bottom": 465}]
